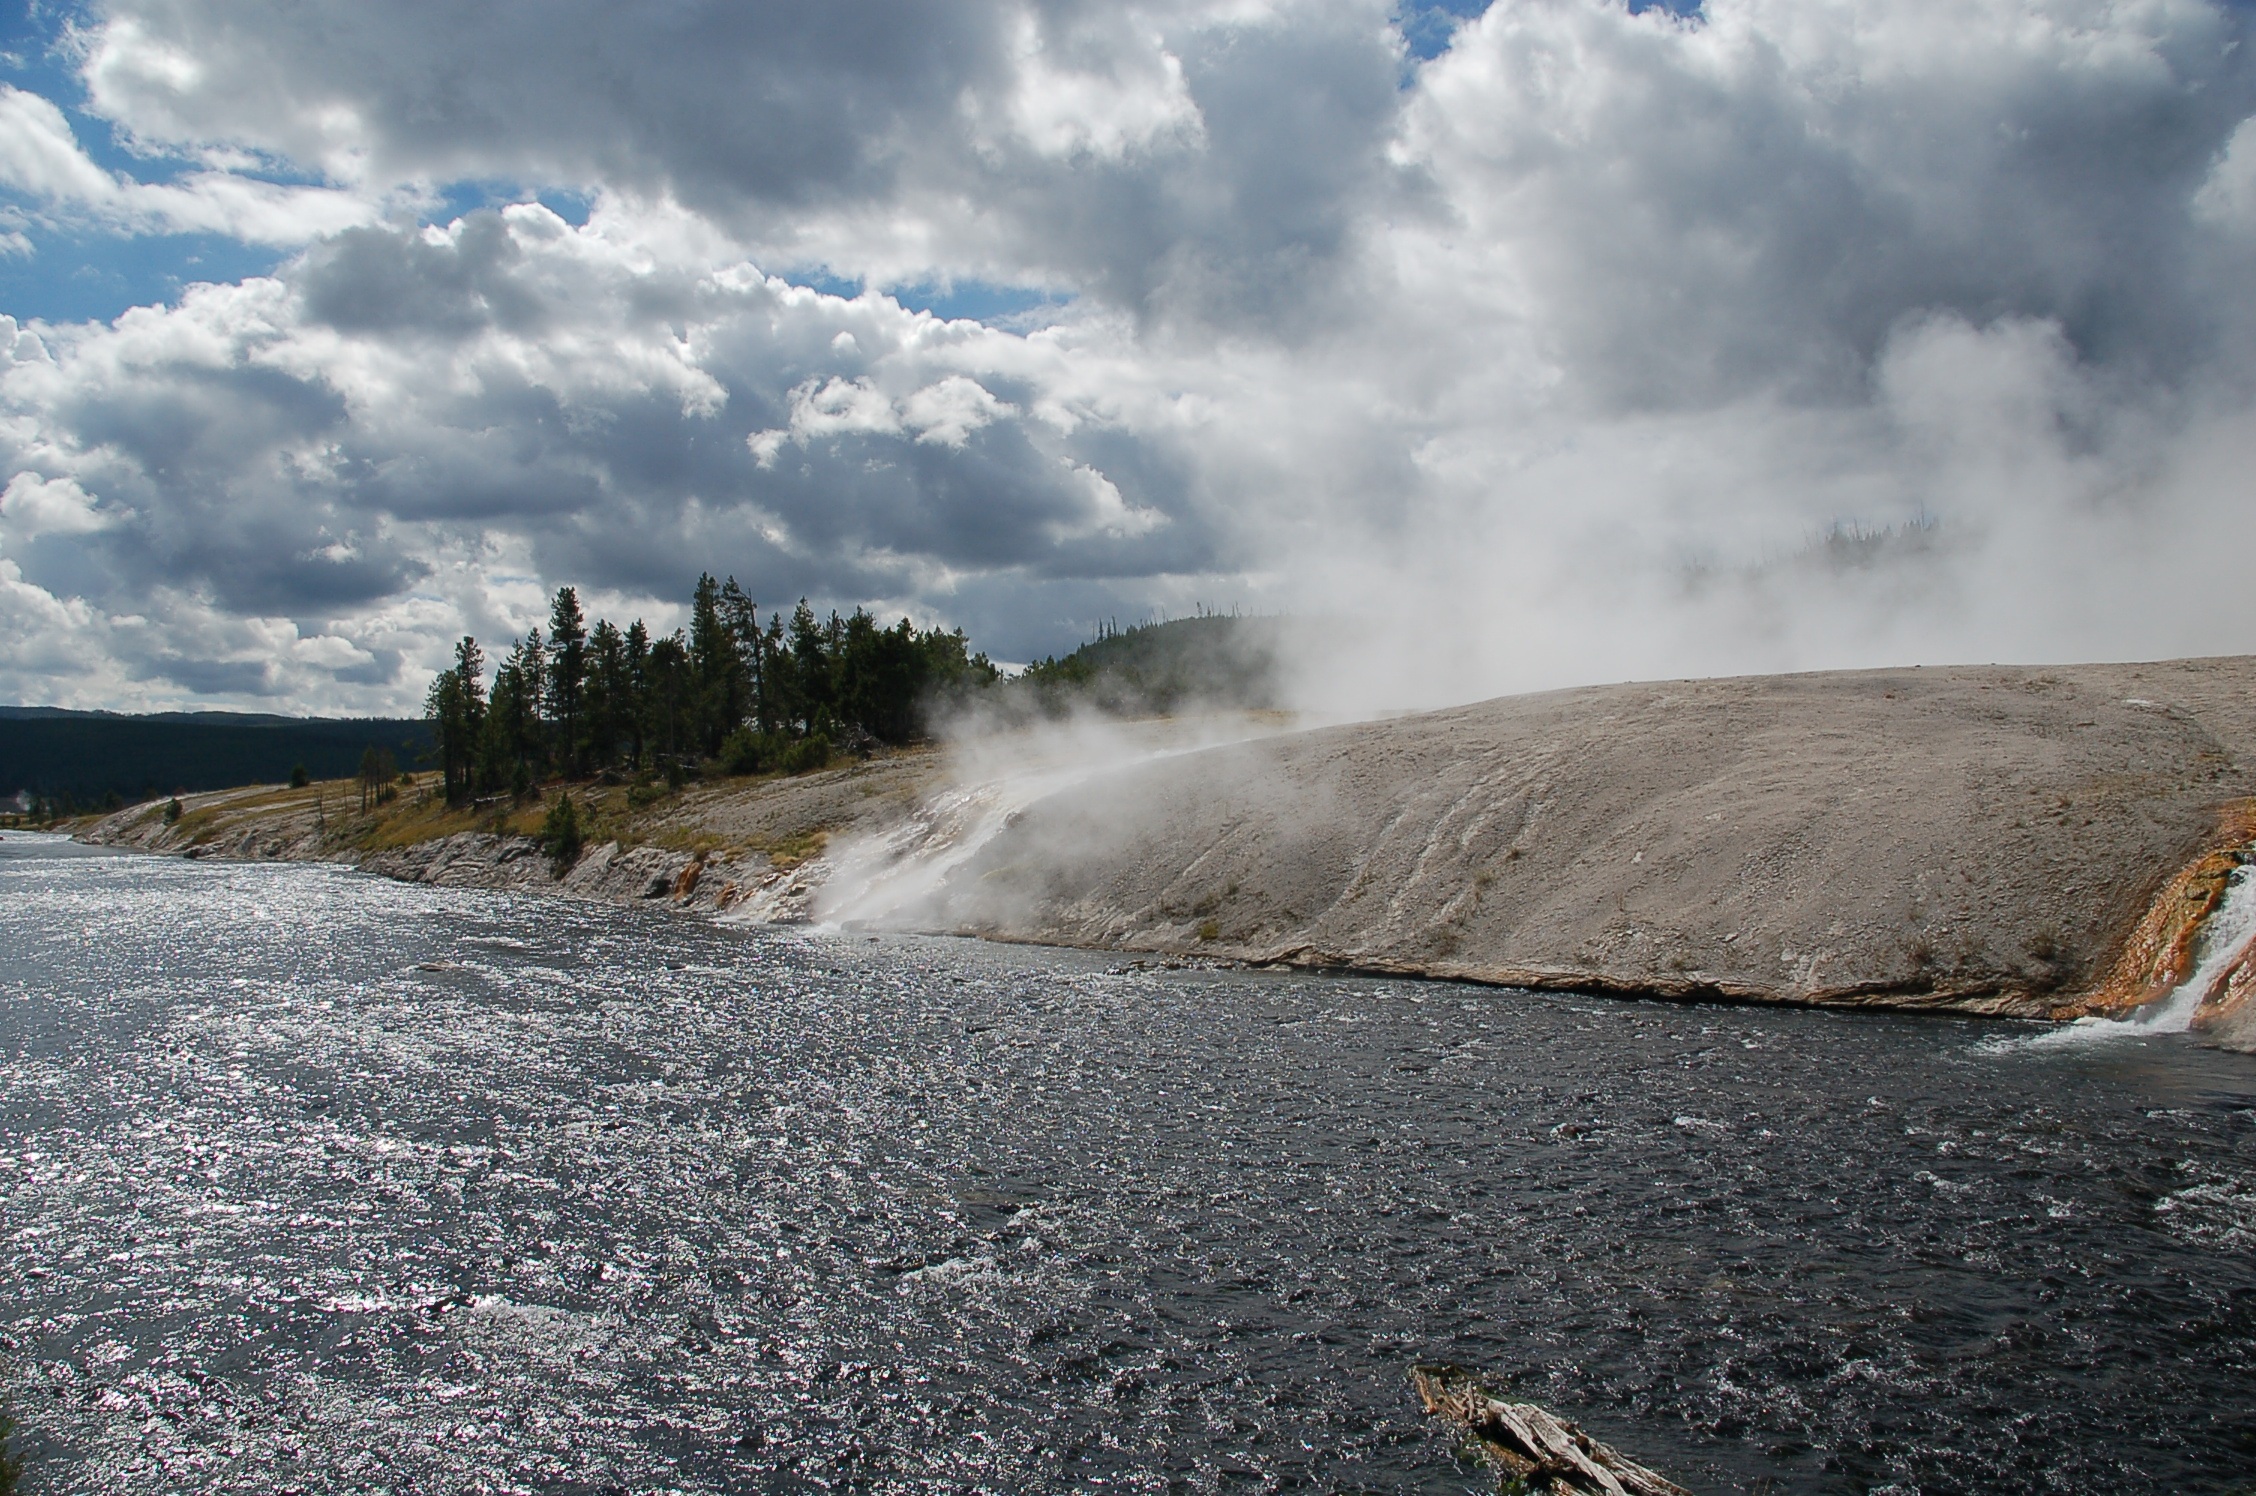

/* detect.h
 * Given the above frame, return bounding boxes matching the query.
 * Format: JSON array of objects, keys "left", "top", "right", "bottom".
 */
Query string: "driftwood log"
[{"left": 1411, "top": 1365, "right": 1691, "bottom": 1496}]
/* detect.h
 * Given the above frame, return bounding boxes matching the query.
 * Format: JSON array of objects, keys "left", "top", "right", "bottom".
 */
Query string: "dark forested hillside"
[
  {"left": 1014, "top": 614, "right": 1286, "bottom": 715},
  {"left": 0, "top": 709, "right": 430, "bottom": 809}
]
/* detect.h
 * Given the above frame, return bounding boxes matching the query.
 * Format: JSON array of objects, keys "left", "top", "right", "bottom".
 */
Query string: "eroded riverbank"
[{"left": 75, "top": 657, "right": 2256, "bottom": 1041}]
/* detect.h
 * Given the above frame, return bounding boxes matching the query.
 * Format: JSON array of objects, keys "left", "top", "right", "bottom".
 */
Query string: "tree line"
[
  {"left": 423, "top": 574, "right": 997, "bottom": 804},
  {"left": 0, "top": 711, "right": 430, "bottom": 815},
  {"left": 1012, "top": 612, "right": 1282, "bottom": 716}
]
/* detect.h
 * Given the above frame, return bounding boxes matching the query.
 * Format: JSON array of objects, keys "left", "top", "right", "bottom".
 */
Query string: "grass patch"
[
  {"left": 343, "top": 777, "right": 677, "bottom": 857},
  {"left": 168, "top": 778, "right": 366, "bottom": 843},
  {"left": 349, "top": 788, "right": 485, "bottom": 853},
  {"left": 650, "top": 826, "right": 738, "bottom": 860},
  {"left": 751, "top": 829, "right": 829, "bottom": 869},
  {"left": 106, "top": 765, "right": 880, "bottom": 876},
  {"left": 171, "top": 804, "right": 230, "bottom": 843}
]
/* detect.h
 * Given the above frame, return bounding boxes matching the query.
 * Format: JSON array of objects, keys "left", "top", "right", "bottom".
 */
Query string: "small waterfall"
[
  {"left": 2129, "top": 858, "right": 2256, "bottom": 1033},
  {"left": 2026, "top": 856, "right": 2256, "bottom": 1047}
]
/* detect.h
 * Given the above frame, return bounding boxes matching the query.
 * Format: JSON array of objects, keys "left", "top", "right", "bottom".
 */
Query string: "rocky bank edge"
[
  {"left": 78, "top": 748, "right": 947, "bottom": 923},
  {"left": 908, "top": 658, "right": 2256, "bottom": 1048},
  {"left": 74, "top": 657, "right": 2256, "bottom": 1047}
]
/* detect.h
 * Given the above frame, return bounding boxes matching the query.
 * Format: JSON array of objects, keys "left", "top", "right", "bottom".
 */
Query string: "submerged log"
[{"left": 1411, "top": 1365, "right": 1691, "bottom": 1496}]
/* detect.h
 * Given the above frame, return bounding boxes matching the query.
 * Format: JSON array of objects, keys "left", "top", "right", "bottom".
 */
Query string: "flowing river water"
[{"left": 3, "top": 832, "right": 2255, "bottom": 1493}]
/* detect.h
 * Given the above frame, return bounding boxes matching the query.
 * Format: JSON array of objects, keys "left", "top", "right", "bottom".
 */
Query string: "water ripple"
[{"left": 2, "top": 832, "right": 2254, "bottom": 1492}]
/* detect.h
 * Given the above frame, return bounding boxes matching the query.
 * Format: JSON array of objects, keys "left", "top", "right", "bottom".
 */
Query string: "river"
[{"left": 2, "top": 831, "right": 2254, "bottom": 1492}]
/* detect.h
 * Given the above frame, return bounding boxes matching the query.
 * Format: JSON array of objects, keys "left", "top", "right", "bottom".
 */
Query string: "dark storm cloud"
[
  {"left": 77, "top": 0, "right": 1411, "bottom": 328},
  {"left": 4, "top": 195, "right": 1213, "bottom": 706},
  {"left": 85, "top": 1, "right": 1002, "bottom": 202},
  {"left": 307, "top": 217, "right": 1192, "bottom": 603},
  {"left": 57, "top": 360, "right": 345, "bottom": 484},
  {"left": 327, "top": 646, "right": 403, "bottom": 687},
  {"left": 22, "top": 349, "right": 428, "bottom": 615},
  {"left": 142, "top": 653, "right": 275, "bottom": 696},
  {"left": 300, "top": 213, "right": 547, "bottom": 338}
]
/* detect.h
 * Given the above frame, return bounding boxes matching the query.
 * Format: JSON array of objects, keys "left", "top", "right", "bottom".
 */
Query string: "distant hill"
[
  {"left": 1, "top": 708, "right": 431, "bottom": 808},
  {"left": 1016, "top": 614, "right": 1287, "bottom": 715}
]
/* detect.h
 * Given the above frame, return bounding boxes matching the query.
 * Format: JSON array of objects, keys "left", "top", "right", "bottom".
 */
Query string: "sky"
[{"left": 1, "top": 0, "right": 2254, "bottom": 716}]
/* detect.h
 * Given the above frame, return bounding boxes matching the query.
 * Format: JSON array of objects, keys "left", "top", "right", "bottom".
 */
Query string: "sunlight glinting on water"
[{"left": 4, "top": 832, "right": 2256, "bottom": 1493}]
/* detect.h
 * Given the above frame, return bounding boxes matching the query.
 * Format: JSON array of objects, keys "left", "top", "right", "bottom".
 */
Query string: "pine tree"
[
  {"left": 547, "top": 586, "right": 589, "bottom": 775},
  {"left": 585, "top": 618, "right": 627, "bottom": 771},
  {"left": 761, "top": 611, "right": 793, "bottom": 735},
  {"left": 417, "top": 572, "right": 1018, "bottom": 798},
  {"left": 720, "top": 576, "right": 763, "bottom": 735},
  {"left": 426, "top": 636, "right": 487, "bottom": 804},
  {"left": 357, "top": 745, "right": 395, "bottom": 811},
  {"left": 478, "top": 631, "right": 548, "bottom": 796},
  {"left": 688, "top": 572, "right": 743, "bottom": 754},
  {"left": 789, "top": 600, "right": 829, "bottom": 735},
  {"left": 644, "top": 631, "right": 696, "bottom": 783},
  {"left": 540, "top": 791, "right": 583, "bottom": 875},
  {"left": 624, "top": 620, "right": 651, "bottom": 770}
]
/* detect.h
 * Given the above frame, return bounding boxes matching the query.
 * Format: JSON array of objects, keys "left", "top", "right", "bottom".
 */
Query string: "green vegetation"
[
  {"left": 540, "top": 792, "right": 583, "bottom": 874},
  {"left": 741, "top": 827, "right": 828, "bottom": 869},
  {"left": 781, "top": 733, "right": 833, "bottom": 774},
  {"left": 326, "top": 769, "right": 843, "bottom": 871},
  {"left": 718, "top": 727, "right": 832, "bottom": 777},
  {"left": 1015, "top": 613, "right": 1284, "bottom": 716},
  {"left": 425, "top": 575, "right": 996, "bottom": 806},
  {"left": 0, "top": 709, "right": 431, "bottom": 809},
  {"left": 356, "top": 746, "right": 399, "bottom": 810},
  {"left": 0, "top": 594, "right": 1284, "bottom": 838},
  {"left": 345, "top": 776, "right": 506, "bottom": 852}
]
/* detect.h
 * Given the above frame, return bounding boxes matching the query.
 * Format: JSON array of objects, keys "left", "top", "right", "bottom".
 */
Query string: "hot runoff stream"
[{"left": 3, "top": 832, "right": 2255, "bottom": 1493}]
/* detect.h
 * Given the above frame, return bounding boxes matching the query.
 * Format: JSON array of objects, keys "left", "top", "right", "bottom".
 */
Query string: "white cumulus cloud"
[
  {"left": 0, "top": 83, "right": 378, "bottom": 246},
  {"left": 0, "top": 0, "right": 2250, "bottom": 713}
]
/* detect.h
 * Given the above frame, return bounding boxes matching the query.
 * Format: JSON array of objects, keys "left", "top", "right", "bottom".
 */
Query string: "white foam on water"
[{"left": 2008, "top": 857, "right": 2256, "bottom": 1051}]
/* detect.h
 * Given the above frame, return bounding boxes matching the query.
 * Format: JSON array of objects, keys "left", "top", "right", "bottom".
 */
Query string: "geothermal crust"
[
  {"left": 912, "top": 658, "right": 2256, "bottom": 1038},
  {"left": 73, "top": 656, "right": 2256, "bottom": 1044}
]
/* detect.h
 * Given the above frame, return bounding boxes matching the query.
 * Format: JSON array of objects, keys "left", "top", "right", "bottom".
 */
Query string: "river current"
[{"left": 3, "top": 832, "right": 2255, "bottom": 1493}]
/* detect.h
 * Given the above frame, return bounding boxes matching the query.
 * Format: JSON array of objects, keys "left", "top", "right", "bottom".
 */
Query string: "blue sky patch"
[
  {"left": 885, "top": 279, "right": 1067, "bottom": 327},
  {"left": 785, "top": 270, "right": 1070, "bottom": 329},
  {"left": 1396, "top": 0, "right": 1702, "bottom": 63},
  {"left": 1395, "top": 0, "right": 1490, "bottom": 62},
  {"left": 0, "top": 226, "right": 284, "bottom": 324},
  {"left": 1, "top": 1, "right": 300, "bottom": 323}
]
